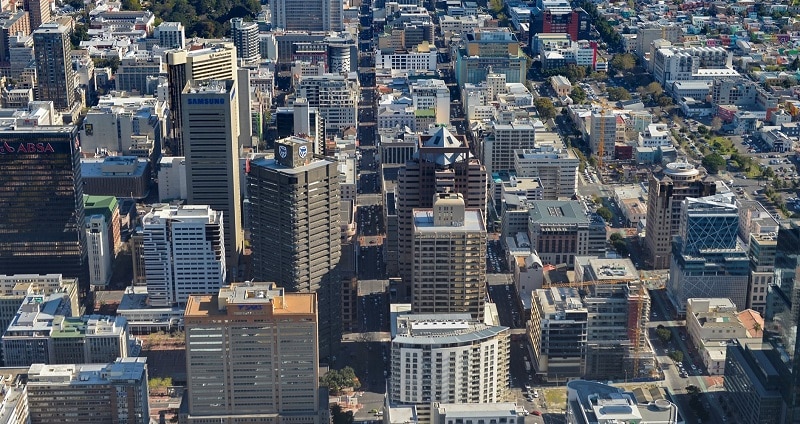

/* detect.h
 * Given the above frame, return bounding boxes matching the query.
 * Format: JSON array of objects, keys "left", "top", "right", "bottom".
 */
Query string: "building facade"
[
  {"left": 389, "top": 313, "right": 509, "bottom": 422},
  {"left": 33, "top": 23, "right": 74, "bottom": 110},
  {"left": 270, "top": 0, "right": 343, "bottom": 31},
  {"left": 482, "top": 119, "right": 537, "bottom": 174},
  {"left": 27, "top": 358, "right": 149, "bottom": 424},
  {"left": 230, "top": 18, "right": 259, "bottom": 64},
  {"left": 181, "top": 79, "right": 243, "bottom": 271},
  {"left": 412, "top": 193, "right": 486, "bottom": 320},
  {"left": 644, "top": 162, "right": 716, "bottom": 269},
  {"left": 513, "top": 146, "right": 579, "bottom": 199},
  {"left": 141, "top": 205, "right": 226, "bottom": 307},
  {"left": 247, "top": 137, "right": 341, "bottom": 360},
  {"left": 396, "top": 127, "right": 487, "bottom": 287},
  {"left": 0, "top": 126, "right": 86, "bottom": 282},
  {"left": 183, "top": 283, "right": 323, "bottom": 424}
]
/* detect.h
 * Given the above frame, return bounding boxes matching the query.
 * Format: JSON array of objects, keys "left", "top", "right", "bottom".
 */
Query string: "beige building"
[
  {"left": 551, "top": 75, "right": 571, "bottom": 98},
  {"left": 397, "top": 127, "right": 487, "bottom": 290},
  {"left": 513, "top": 146, "right": 579, "bottom": 200},
  {"left": 182, "top": 79, "right": 243, "bottom": 273},
  {"left": 183, "top": 282, "right": 324, "bottom": 424},
  {"left": 412, "top": 193, "right": 486, "bottom": 320},
  {"left": 644, "top": 162, "right": 716, "bottom": 269},
  {"left": 686, "top": 298, "right": 763, "bottom": 375}
]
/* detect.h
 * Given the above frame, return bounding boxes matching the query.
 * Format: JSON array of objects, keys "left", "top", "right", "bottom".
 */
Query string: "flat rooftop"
[
  {"left": 413, "top": 209, "right": 484, "bottom": 232},
  {"left": 528, "top": 200, "right": 589, "bottom": 225},
  {"left": 250, "top": 156, "right": 334, "bottom": 175},
  {"left": 185, "top": 283, "right": 316, "bottom": 318}
]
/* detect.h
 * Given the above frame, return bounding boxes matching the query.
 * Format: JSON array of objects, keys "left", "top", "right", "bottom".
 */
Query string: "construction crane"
[{"left": 543, "top": 277, "right": 650, "bottom": 379}]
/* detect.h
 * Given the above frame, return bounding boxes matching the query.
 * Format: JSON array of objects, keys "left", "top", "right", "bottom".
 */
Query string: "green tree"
[
  {"left": 121, "top": 0, "right": 142, "bottom": 10},
  {"left": 656, "top": 327, "right": 672, "bottom": 343},
  {"left": 70, "top": 24, "right": 90, "bottom": 49},
  {"left": 571, "top": 85, "right": 587, "bottom": 103},
  {"left": 607, "top": 86, "right": 631, "bottom": 101},
  {"left": 645, "top": 81, "right": 664, "bottom": 96},
  {"left": 321, "top": 367, "right": 361, "bottom": 395},
  {"left": 610, "top": 53, "right": 636, "bottom": 71},
  {"left": 668, "top": 350, "right": 684, "bottom": 363},
  {"left": 596, "top": 207, "right": 613, "bottom": 222},
  {"left": 534, "top": 97, "right": 557, "bottom": 121},
  {"left": 656, "top": 95, "right": 674, "bottom": 107},
  {"left": 702, "top": 152, "right": 726, "bottom": 174}
]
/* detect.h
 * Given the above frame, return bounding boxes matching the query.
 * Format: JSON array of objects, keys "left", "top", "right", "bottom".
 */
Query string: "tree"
[
  {"left": 321, "top": 367, "right": 361, "bottom": 395},
  {"left": 607, "top": 86, "right": 631, "bottom": 101},
  {"left": 596, "top": 207, "right": 613, "bottom": 222},
  {"left": 571, "top": 85, "right": 587, "bottom": 103},
  {"left": 645, "top": 82, "right": 664, "bottom": 97},
  {"left": 610, "top": 53, "right": 636, "bottom": 71},
  {"left": 702, "top": 152, "right": 726, "bottom": 174},
  {"left": 534, "top": 97, "right": 557, "bottom": 120},
  {"left": 668, "top": 350, "right": 684, "bottom": 363},
  {"left": 656, "top": 95, "right": 673, "bottom": 107},
  {"left": 656, "top": 327, "right": 672, "bottom": 343}
]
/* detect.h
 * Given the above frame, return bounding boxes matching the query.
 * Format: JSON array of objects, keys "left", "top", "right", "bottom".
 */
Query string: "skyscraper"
[
  {"left": 644, "top": 162, "right": 716, "bottom": 269},
  {"left": 166, "top": 42, "right": 237, "bottom": 155},
  {"left": 183, "top": 282, "right": 323, "bottom": 424},
  {"left": 154, "top": 21, "right": 185, "bottom": 49},
  {"left": 142, "top": 205, "right": 226, "bottom": 307},
  {"left": 270, "top": 0, "right": 343, "bottom": 31},
  {"left": 667, "top": 193, "right": 749, "bottom": 314},
  {"left": 247, "top": 136, "right": 341, "bottom": 360},
  {"left": 22, "top": 0, "right": 50, "bottom": 30},
  {"left": 412, "top": 193, "right": 486, "bottom": 320},
  {"left": 230, "top": 18, "right": 259, "bottom": 64},
  {"left": 0, "top": 126, "right": 86, "bottom": 282},
  {"left": 181, "top": 80, "right": 243, "bottom": 272},
  {"left": 396, "top": 127, "right": 487, "bottom": 290},
  {"left": 33, "top": 22, "right": 75, "bottom": 110}
]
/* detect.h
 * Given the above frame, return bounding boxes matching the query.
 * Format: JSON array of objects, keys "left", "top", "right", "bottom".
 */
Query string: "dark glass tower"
[{"left": 0, "top": 126, "right": 86, "bottom": 283}]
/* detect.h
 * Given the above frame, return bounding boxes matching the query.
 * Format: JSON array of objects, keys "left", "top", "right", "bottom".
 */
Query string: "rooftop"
[
  {"left": 142, "top": 204, "right": 220, "bottom": 226},
  {"left": 528, "top": 200, "right": 589, "bottom": 225},
  {"left": 27, "top": 357, "right": 147, "bottom": 386},
  {"left": 81, "top": 156, "right": 149, "bottom": 178},
  {"left": 567, "top": 380, "right": 679, "bottom": 424},
  {"left": 185, "top": 282, "right": 316, "bottom": 318},
  {"left": 394, "top": 313, "right": 507, "bottom": 345},
  {"left": 413, "top": 209, "right": 485, "bottom": 232}
]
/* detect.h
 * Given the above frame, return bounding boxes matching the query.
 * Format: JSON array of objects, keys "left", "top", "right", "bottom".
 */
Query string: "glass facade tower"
[{"left": 0, "top": 126, "right": 86, "bottom": 283}]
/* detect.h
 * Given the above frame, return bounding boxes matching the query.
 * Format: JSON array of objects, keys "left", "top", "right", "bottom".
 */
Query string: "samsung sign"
[{"left": 187, "top": 97, "right": 225, "bottom": 105}]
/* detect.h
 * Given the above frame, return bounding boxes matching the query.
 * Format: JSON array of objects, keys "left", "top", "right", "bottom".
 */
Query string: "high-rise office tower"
[
  {"left": 667, "top": 193, "right": 749, "bottom": 314},
  {"left": 0, "top": 126, "right": 86, "bottom": 282},
  {"left": 230, "top": 18, "right": 259, "bottom": 64},
  {"left": 184, "top": 282, "right": 323, "bottom": 424},
  {"left": 26, "top": 358, "right": 150, "bottom": 424},
  {"left": 270, "top": 0, "right": 343, "bottom": 31},
  {"left": 396, "top": 127, "right": 487, "bottom": 290},
  {"left": 33, "top": 23, "right": 75, "bottom": 110},
  {"left": 644, "top": 162, "right": 716, "bottom": 269},
  {"left": 0, "top": 11, "right": 30, "bottom": 63},
  {"left": 22, "top": 0, "right": 50, "bottom": 30},
  {"left": 142, "top": 205, "right": 226, "bottom": 307},
  {"left": 181, "top": 80, "right": 243, "bottom": 272},
  {"left": 412, "top": 193, "right": 486, "bottom": 320},
  {"left": 247, "top": 136, "right": 341, "bottom": 360},
  {"left": 166, "top": 42, "right": 237, "bottom": 155}
]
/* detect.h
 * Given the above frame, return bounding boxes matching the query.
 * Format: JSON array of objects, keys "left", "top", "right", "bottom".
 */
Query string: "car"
[
  {"left": 533, "top": 391, "right": 539, "bottom": 398},
  {"left": 532, "top": 411, "right": 542, "bottom": 416}
]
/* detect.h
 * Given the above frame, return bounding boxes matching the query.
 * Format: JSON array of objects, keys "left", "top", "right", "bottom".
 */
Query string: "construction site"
[{"left": 527, "top": 259, "right": 657, "bottom": 383}]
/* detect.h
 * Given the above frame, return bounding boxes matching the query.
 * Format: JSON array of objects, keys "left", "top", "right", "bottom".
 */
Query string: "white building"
[
  {"left": 157, "top": 156, "right": 187, "bottom": 202},
  {"left": 638, "top": 123, "right": 671, "bottom": 148},
  {"left": 81, "top": 96, "right": 166, "bottom": 156},
  {"left": 154, "top": 21, "right": 185, "bottom": 49},
  {"left": 483, "top": 119, "right": 537, "bottom": 173},
  {"left": 432, "top": 403, "right": 522, "bottom": 424},
  {"left": 651, "top": 45, "right": 733, "bottom": 87},
  {"left": 375, "top": 44, "right": 438, "bottom": 71},
  {"left": 337, "top": 153, "right": 357, "bottom": 202},
  {"left": 410, "top": 79, "right": 450, "bottom": 126},
  {"left": 296, "top": 73, "right": 359, "bottom": 132},
  {"left": 566, "top": 380, "right": 680, "bottom": 424},
  {"left": 389, "top": 313, "right": 509, "bottom": 423},
  {"left": 142, "top": 205, "right": 226, "bottom": 307},
  {"left": 230, "top": 18, "right": 259, "bottom": 64},
  {"left": 513, "top": 146, "right": 579, "bottom": 199},
  {"left": 86, "top": 215, "right": 112, "bottom": 287}
]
